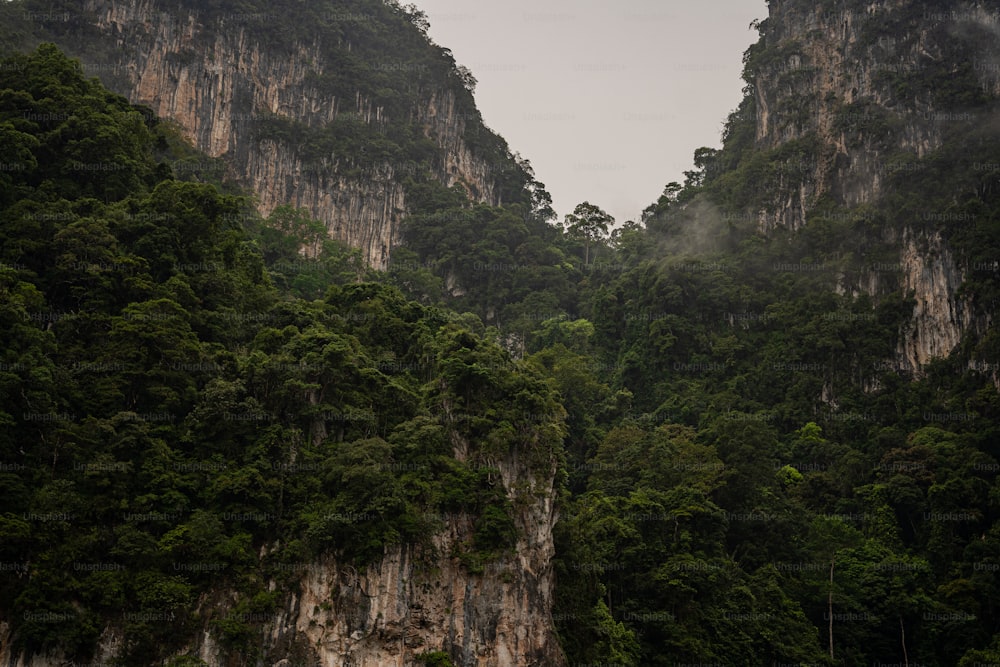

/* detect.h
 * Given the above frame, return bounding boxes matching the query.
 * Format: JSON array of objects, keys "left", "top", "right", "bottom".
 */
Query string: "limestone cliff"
[
  {"left": 0, "top": 3, "right": 558, "bottom": 664},
  {"left": 751, "top": 0, "right": 1000, "bottom": 224},
  {"left": 746, "top": 0, "right": 1000, "bottom": 372},
  {"left": 251, "top": 448, "right": 563, "bottom": 667},
  {"left": 0, "top": 439, "right": 565, "bottom": 667},
  {"left": 250, "top": 422, "right": 564, "bottom": 667},
  {"left": 39, "top": 0, "right": 524, "bottom": 270}
]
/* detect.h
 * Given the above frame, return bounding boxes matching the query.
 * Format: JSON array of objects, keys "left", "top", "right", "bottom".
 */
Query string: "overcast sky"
[{"left": 412, "top": 0, "right": 768, "bottom": 225}]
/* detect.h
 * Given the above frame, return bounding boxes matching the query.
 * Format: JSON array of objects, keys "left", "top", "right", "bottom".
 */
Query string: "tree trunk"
[
  {"left": 900, "top": 615, "right": 909, "bottom": 667},
  {"left": 828, "top": 556, "right": 835, "bottom": 661}
]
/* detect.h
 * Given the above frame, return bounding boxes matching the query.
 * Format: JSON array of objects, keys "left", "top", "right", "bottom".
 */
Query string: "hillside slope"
[
  {"left": 0, "top": 44, "right": 566, "bottom": 667},
  {"left": 0, "top": 0, "right": 533, "bottom": 269}
]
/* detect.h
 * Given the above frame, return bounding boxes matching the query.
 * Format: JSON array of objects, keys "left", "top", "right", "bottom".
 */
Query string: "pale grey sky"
[{"left": 413, "top": 0, "right": 768, "bottom": 224}]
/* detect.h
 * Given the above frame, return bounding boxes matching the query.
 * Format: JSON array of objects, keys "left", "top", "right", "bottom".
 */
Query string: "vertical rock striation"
[
  {"left": 70, "top": 0, "right": 516, "bottom": 270},
  {"left": 0, "top": 437, "right": 566, "bottom": 667},
  {"left": 255, "top": 445, "right": 563, "bottom": 666},
  {"left": 750, "top": 0, "right": 1000, "bottom": 372},
  {"left": 0, "top": 3, "right": 560, "bottom": 665}
]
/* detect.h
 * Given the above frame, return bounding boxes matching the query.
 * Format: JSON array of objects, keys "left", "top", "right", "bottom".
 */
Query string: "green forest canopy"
[{"left": 1, "top": 17, "right": 1000, "bottom": 665}]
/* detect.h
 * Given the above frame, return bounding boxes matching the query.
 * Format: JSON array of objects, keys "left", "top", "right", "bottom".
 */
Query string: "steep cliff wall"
[
  {"left": 254, "top": 447, "right": 563, "bottom": 667},
  {"left": 0, "top": 448, "right": 563, "bottom": 666},
  {"left": 0, "top": 4, "right": 557, "bottom": 663},
  {"left": 0, "top": 444, "right": 565, "bottom": 667},
  {"left": 752, "top": 0, "right": 998, "bottom": 224},
  {"left": 62, "top": 0, "right": 516, "bottom": 270},
  {"left": 418, "top": 89, "right": 504, "bottom": 205},
  {"left": 895, "top": 229, "right": 976, "bottom": 369},
  {"left": 748, "top": 0, "right": 1000, "bottom": 373}
]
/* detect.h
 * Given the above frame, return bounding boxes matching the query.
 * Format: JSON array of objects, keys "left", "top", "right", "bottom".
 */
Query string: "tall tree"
[{"left": 564, "top": 202, "right": 613, "bottom": 265}]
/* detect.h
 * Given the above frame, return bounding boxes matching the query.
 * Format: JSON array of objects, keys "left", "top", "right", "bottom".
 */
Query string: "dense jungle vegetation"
[{"left": 1, "top": 1, "right": 1000, "bottom": 664}]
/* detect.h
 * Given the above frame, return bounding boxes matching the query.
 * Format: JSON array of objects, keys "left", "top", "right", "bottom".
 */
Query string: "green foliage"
[
  {"left": 417, "top": 651, "right": 455, "bottom": 667},
  {"left": 588, "top": 599, "right": 640, "bottom": 666},
  {"left": 833, "top": 101, "right": 903, "bottom": 150},
  {"left": 4, "top": 3, "right": 1000, "bottom": 665},
  {"left": 165, "top": 658, "right": 210, "bottom": 667},
  {"left": 0, "top": 44, "right": 565, "bottom": 665},
  {"left": 564, "top": 201, "right": 614, "bottom": 265},
  {"left": 248, "top": 205, "right": 366, "bottom": 299},
  {"left": 547, "top": 4, "right": 1000, "bottom": 663}
]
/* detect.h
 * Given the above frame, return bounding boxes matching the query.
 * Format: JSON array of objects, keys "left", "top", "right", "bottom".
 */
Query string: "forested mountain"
[
  {"left": 1, "top": 1, "right": 1000, "bottom": 666},
  {"left": 0, "top": 0, "right": 541, "bottom": 270},
  {"left": 0, "top": 44, "right": 565, "bottom": 667}
]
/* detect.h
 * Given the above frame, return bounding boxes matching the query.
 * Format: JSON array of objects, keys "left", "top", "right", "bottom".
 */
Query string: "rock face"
[
  {"left": 69, "top": 0, "right": 515, "bottom": 270},
  {"left": 0, "top": 439, "right": 565, "bottom": 667},
  {"left": 250, "top": 429, "right": 564, "bottom": 667},
  {"left": 0, "top": 2, "right": 560, "bottom": 663},
  {"left": 749, "top": 0, "right": 1000, "bottom": 372},
  {"left": 257, "top": 456, "right": 563, "bottom": 666},
  {"left": 895, "top": 229, "right": 975, "bottom": 370}
]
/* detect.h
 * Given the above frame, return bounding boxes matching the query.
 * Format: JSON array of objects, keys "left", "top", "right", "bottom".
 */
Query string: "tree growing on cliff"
[{"left": 417, "top": 651, "right": 454, "bottom": 667}]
